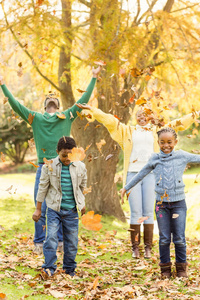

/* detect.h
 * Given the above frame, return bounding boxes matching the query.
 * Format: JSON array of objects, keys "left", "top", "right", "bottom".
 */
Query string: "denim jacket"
[
  {"left": 36, "top": 156, "right": 87, "bottom": 212},
  {"left": 125, "top": 150, "right": 200, "bottom": 202}
]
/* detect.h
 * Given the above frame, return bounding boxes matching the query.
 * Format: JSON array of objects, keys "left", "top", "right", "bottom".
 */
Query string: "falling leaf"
[
  {"left": 77, "top": 88, "right": 87, "bottom": 93},
  {"left": 95, "top": 124, "right": 101, "bottom": 128},
  {"left": 172, "top": 214, "right": 179, "bottom": 219},
  {"left": 68, "top": 147, "right": 86, "bottom": 161},
  {"left": 43, "top": 158, "right": 53, "bottom": 171},
  {"left": 76, "top": 111, "right": 85, "bottom": 120},
  {"left": 6, "top": 185, "right": 13, "bottom": 192},
  {"left": 18, "top": 62, "right": 22, "bottom": 68},
  {"left": 36, "top": 0, "right": 44, "bottom": 6},
  {"left": 135, "top": 98, "right": 147, "bottom": 106},
  {"left": 160, "top": 190, "right": 169, "bottom": 201},
  {"left": 29, "top": 162, "right": 39, "bottom": 168},
  {"left": 28, "top": 138, "right": 35, "bottom": 152},
  {"left": 70, "top": 111, "right": 74, "bottom": 119},
  {"left": 137, "top": 216, "right": 149, "bottom": 224},
  {"left": 41, "top": 148, "right": 46, "bottom": 153},
  {"left": 57, "top": 113, "right": 66, "bottom": 119},
  {"left": 192, "top": 128, "right": 198, "bottom": 135},
  {"left": 84, "top": 123, "right": 89, "bottom": 131},
  {"left": 105, "top": 154, "right": 113, "bottom": 161},
  {"left": 3, "top": 97, "right": 8, "bottom": 104},
  {"left": 0, "top": 293, "right": 7, "bottom": 299},
  {"left": 44, "top": 46, "right": 48, "bottom": 51},
  {"left": 1, "top": 152, "right": 6, "bottom": 162},
  {"left": 175, "top": 120, "right": 183, "bottom": 127},
  {"left": 129, "top": 94, "right": 135, "bottom": 104},
  {"left": 114, "top": 114, "right": 121, "bottom": 120},
  {"left": 82, "top": 211, "right": 102, "bottom": 231},
  {"left": 96, "top": 139, "right": 106, "bottom": 153},
  {"left": 94, "top": 60, "right": 106, "bottom": 66},
  {"left": 145, "top": 74, "right": 151, "bottom": 81},
  {"left": 28, "top": 113, "right": 35, "bottom": 125},
  {"left": 83, "top": 186, "right": 92, "bottom": 195},
  {"left": 135, "top": 233, "right": 139, "bottom": 242},
  {"left": 85, "top": 144, "right": 92, "bottom": 152},
  {"left": 132, "top": 159, "right": 138, "bottom": 163},
  {"left": 186, "top": 135, "right": 195, "bottom": 138},
  {"left": 130, "top": 67, "right": 143, "bottom": 77}
]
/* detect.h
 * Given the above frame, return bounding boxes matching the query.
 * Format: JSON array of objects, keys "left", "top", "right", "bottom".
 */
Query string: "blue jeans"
[
  {"left": 34, "top": 164, "right": 63, "bottom": 244},
  {"left": 42, "top": 207, "right": 79, "bottom": 275},
  {"left": 127, "top": 172, "right": 155, "bottom": 224},
  {"left": 155, "top": 200, "right": 187, "bottom": 263}
]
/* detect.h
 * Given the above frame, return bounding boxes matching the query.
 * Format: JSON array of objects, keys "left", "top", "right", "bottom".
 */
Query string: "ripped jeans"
[{"left": 155, "top": 200, "right": 187, "bottom": 263}]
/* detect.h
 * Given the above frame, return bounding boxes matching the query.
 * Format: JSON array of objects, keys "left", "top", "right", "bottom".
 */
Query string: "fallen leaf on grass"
[
  {"left": 0, "top": 293, "right": 7, "bottom": 299},
  {"left": 49, "top": 289, "right": 66, "bottom": 298},
  {"left": 68, "top": 147, "right": 86, "bottom": 161}
]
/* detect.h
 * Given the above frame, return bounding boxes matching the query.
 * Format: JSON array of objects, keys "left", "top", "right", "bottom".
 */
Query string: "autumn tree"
[{"left": 0, "top": 0, "right": 200, "bottom": 220}]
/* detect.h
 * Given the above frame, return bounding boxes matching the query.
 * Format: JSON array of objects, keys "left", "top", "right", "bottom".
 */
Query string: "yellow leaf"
[
  {"left": 68, "top": 147, "right": 86, "bottom": 161},
  {"left": 29, "top": 162, "right": 39, "bottom": 168},
  {"left": 57, "top": 113, "right": 66, "bottom": 119},
  {"left": 96, "top": 139, "right": 106, "bottom": 153}
]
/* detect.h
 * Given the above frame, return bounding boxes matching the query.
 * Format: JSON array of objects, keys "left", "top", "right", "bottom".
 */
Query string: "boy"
[{"left": 32, "top": 136, "right": 86, "bottom": 276}]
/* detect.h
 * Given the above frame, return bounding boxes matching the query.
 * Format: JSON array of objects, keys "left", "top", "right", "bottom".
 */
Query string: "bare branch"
[
  {"left": 133, "top": 0, "right": 141, "bottom": 24},
  {"left": 133, "top": 0, "right": 158, "bottom": 26},
  {"left": 78, "top": 0, "right": 91, "bottom": 8},
  {"left": 171, "top": 3, "right": 199, "bottom": 14}
]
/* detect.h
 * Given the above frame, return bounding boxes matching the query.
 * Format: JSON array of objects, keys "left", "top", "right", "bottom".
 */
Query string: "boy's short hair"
[{"left": 57, "top": 136, "right": 76, "bottom": 152}]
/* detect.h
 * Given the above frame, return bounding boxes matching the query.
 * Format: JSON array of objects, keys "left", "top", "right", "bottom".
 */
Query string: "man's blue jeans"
[
  {"left": 34, "top": 164, "right": 63, "bottom": 244},
  {"left": 42, "top": 207, "right": 79, "bottom": 275},
  {"left": 155, "top": 200, "right": 187, "bottom": 263},
  {"left": 127, "top": 172, "right": 155, "bottom": 224}
]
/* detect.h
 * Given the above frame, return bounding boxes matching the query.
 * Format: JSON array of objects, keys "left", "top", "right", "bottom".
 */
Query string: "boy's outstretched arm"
[
  {"left": 0, "top": 75, "right": 35, "bottom": 123},
  {"left": 68, "top": 66, "right": 102, "bottom": 118},
  {"left": 32, "top": 202, "right": 42, "bottom": 222}
]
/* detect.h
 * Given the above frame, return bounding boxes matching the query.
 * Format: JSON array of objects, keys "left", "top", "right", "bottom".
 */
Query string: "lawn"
[{"left": 0, "top": 172, "right": 199, "bottom": 299}]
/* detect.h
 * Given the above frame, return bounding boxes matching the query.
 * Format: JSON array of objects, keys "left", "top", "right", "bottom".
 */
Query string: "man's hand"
[
  {"left": 32, "top": 209, "right": 42, "bottom": 222},
  {"left": 81, "top": 206, "right": 86, "bottom": 216},
  {"left": 120, "top": 187, "right": 127, "bottom": 205},
  {"left": 0, "top": 75, "right": 4, "bottom": 85},
  {"left": 92, "top": 65, "right": 102, "bottom": 78},
  {"left": 76, "top": 103, "right": 91, "bottom": 110}
]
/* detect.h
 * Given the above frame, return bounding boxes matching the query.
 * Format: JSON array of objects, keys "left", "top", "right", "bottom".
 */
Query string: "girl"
[
  {"left": 76, "top": 103, "right": 199, "bottom": 259},
  {"left": 120, "top": 127, "right": 200, "bottom": 278}
]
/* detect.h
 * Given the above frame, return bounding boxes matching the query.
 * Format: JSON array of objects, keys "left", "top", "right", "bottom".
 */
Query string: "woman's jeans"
[
  {"left": 155, "top": 200, "right": 187, "bottom": 263},
  {"left": 126, "top": 172, "right": 155, "bottom": 224},
  {"left": 42, "top": 207, "right": 79, "bottom": 275},
  {"left": 34, "top": 164, "right": 63, "bottom": 244}
]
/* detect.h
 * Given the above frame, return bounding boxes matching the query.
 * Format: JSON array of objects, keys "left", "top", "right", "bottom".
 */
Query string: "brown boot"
[
  {"left": 175, "top": 262, "right": 188, "bottom": 278},
  {"left": 130, "top": 224, "right": 140, "bottom": 259},
  {"left": 159, "top": 262, "right": 172, "bottom": 279},
  {"left": 143, "top": 224, "right": 154, "bottom": 259}
]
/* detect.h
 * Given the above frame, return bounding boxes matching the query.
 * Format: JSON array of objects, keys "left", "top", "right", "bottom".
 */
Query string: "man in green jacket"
[{"left": 0, "top": 66, "right": 101, "bottom": 254}]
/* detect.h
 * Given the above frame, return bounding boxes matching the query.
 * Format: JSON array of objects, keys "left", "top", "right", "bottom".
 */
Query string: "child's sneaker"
[
  {"left": 33, "top": 243, "right": 43, "bottom": 254},
  {"left": 65, "top": 270, "right": 77, "bottom": 277}
]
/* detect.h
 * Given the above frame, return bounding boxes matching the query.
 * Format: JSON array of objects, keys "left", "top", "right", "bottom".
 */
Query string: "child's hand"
[
  {"left": 32, "top": 209, "right": 42, "bottom": 222},
  {"left": 76, "top": 103, "right": 91, "bottom": 110},
  {"left": 0, "top": 75, "right": 4, "bottom": 85},
  {"left": 81, "top": 206, "right": 86, "bottom": 216},
  {"left": 120, "top": 187, "right": 127, "bottom": 204},
  {"left": 92, "top": 65, "right": 102, "bottom": 78}
]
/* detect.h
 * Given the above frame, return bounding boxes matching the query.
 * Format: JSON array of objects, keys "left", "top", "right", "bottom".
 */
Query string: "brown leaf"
[
  {"left": 3, "top": 97, "right": 8, "bottom": 104},
  {"left": 77, "top": 88, "right": 87, "bottom": 93},
  {"left": 130, "top": 67, "right": 143, "bottom": 77},
  {"left": 43, "top": 158, "right": 53, "bottom": 171},
  {"left": 84, "top": 123, "right": 89, "bottom": 131},
  {"left": 28, "top": 113, "right": 35, "bottom": 125},
  {"left": 83, "top": 186, "right": 92, "bottom": 195},
  {"left": 41, "top": 148, "right": 46, "bottom": 153},
  {"left": 29, "top": 162, "right": 39, "bottom": 168},
  {"left": 95, "top": 124, "right": 101, "bottom": 128},
  {"left": 129, "top": 94, "right": 135, "bottom": 104},
  {"left": 135, "top": 98, "right": 147, "bottom": 106}
]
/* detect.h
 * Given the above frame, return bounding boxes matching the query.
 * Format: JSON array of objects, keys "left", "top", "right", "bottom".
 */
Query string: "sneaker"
[
  {"left": 33, "top": 244, "right": 43, "bottom": 255},
  {"left": 57, "top": 241, "right": 63, "bottom": 252},
  {"left": 65, "top": 270, "right": 76, "bottom": 277}
]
